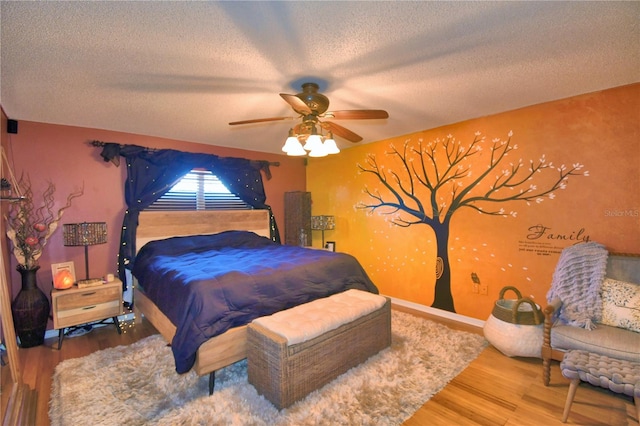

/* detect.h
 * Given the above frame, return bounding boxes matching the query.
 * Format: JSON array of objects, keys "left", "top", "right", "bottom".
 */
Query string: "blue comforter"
[{"left": 132, "top": 230, "right": 378, "bottom": 373}]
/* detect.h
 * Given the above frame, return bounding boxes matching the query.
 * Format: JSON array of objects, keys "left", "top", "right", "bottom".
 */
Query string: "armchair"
[{"left": 542, "top": 251, "right": 640, "bottom": 386}]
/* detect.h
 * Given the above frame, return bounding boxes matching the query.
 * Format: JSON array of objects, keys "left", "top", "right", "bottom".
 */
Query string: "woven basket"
[
  {"left": 483, "top": 314, "right": 543, "bottom": 358},
  {"left": 491, "top": 286, "right": 543, "bottom": 325}
]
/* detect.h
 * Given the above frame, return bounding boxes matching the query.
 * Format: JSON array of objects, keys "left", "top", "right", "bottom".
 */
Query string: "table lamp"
[
  {"left": 63, "top": 222, "right": 107, "bottom": 283},
  {"left": 310, "top": 215, "right": 335, "bottom": 248}
]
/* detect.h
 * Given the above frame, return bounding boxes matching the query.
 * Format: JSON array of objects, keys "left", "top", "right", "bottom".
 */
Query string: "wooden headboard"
[{"left": 136, "top": 210, "right": 271, "bottom": 250}]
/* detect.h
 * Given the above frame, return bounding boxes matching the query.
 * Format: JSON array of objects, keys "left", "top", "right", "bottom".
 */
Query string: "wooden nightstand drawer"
[
  {"left": 54, "top": 300, "right": 121, "bottom": 329},
  {"left": 52, "top": 280, "right": 123, "bottom": 330},
  {"left": 55, "top": 286, "right": 120, "bottom": 310}
]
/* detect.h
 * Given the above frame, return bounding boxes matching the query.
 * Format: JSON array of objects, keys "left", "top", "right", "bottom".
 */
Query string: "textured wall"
[
  {"left": 1, "top": 121, "right": 306, "bottom": 310},
  {"left": 307, "top": 84, "right": 639, "bottom": 320}
]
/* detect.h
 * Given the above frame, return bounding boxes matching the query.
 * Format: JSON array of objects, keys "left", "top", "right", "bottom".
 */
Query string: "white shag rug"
[{"left": 49, "top": 311, "right": 487, "bottom": 425}]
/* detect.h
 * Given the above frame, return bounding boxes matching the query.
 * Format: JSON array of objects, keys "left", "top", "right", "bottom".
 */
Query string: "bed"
[{"left": 132, "top": 209, "right": 378, "bottom": 393}]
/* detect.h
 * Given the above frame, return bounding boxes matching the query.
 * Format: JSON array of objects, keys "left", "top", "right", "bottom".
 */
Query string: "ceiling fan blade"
[
  {"left": 280, "top": 93, "right": 312, "bottom": 115},
  {"left": 325, "top": 110, "right": 389, "bottom": 120},
  {"left": 229, "top": 116, "right": 294, "bottom": 125},
  {"left": 324, "top": 122, "right": 363, "bottom": 143}
]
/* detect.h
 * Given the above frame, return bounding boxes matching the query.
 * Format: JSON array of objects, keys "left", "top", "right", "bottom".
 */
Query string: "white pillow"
[{"left": 600, "top": 278, "right": 640, "bottom": 333}]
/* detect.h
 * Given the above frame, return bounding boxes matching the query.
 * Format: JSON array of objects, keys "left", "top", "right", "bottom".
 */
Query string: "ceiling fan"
[{"left": 228, "top": 82, "right": 389, "bottom": 144}]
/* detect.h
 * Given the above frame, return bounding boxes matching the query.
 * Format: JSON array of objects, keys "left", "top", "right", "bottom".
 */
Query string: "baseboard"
[
  {"left": 388, "top": 296, "right": 486, "bottom": 329},
  {"left": 43, "top": 300, "right": 484, "bottom": 339}
]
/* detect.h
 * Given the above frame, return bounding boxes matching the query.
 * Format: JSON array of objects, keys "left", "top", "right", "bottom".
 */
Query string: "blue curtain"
[{"left": 99, "top": 143, "right": 281, "bottom": 290}]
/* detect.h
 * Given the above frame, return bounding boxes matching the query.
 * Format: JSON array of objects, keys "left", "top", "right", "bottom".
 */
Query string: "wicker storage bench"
[{"left": 247, "top": 289, "right": 391, "bottom": 409}]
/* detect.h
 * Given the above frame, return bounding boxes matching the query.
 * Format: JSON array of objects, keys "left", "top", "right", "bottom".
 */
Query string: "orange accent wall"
[
  {"left": 307, "top": 84, "right": 640, "bottom": 320},
  {"left": 1, "top": 120, "right": 306, "bottom": 308}
]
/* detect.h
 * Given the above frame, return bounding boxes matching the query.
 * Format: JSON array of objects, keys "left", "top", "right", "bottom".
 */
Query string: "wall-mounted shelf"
[{"left": 0, "top": 196, "right": 26, "bottom": 202}]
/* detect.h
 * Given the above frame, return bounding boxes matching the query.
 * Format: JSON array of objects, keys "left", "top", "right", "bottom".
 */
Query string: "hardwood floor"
[
  {"left": 1, "top": 315, "right": 157, "bottom": 425},
  {"left": 2, "top": 307, "right": 636, "bottom": 425}
]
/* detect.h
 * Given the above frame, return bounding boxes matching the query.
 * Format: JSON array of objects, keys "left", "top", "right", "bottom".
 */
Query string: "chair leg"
[
  {"left": 562, "top": 379, "right": 579, "bottom": 423},
  {"left": 543, "top": 357, "right": 551, "bottom": 386}
]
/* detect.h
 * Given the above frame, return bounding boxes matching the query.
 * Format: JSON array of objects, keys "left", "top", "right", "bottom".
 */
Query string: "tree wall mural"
[{"left": 356, "top": 131, "right": 588, "bottom": 312}]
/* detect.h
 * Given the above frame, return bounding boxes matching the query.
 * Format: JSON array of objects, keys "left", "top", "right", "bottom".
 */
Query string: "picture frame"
[
  {"left": 51, "top": 261, "right": 76, "bottom": 283},
  {"left": 325, "top": 241, "right": 336, "bottom": 252}
]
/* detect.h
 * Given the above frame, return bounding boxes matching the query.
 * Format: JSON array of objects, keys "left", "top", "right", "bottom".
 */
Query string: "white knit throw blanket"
[{"left": 546, "top": 242, "right": 608, "bottom": 330}]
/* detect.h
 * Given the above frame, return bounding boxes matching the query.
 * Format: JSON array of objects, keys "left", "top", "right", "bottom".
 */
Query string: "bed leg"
[{"left": 208, "top": 372, "right": 215, "bottom": 395}]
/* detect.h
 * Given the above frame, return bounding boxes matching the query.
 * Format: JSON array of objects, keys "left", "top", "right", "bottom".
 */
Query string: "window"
[{"left": 147, "top": 170, "right": 252, "bottom": 211}]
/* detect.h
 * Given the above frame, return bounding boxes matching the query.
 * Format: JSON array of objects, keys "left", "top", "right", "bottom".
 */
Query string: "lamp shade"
[
  {"left": 308, "top": 143, "right": 329, "bottom": 157},
  {"left": 63, "top": 222, "right": 107, "bottom": 281},
  {"left": 311, "top": 215, "right": 335, "bottom": 231},
  {"left": 282, "top": 129, "right": 307, "bottom": 156},
  {"left": 323, "top": 136, "right": 340, "bottom": 155},
  {"left": 303, "top": 134, "right": 324, "bottom": 152},
  {"left": 63, "top": 222, "right": 107, "bottom": 246},
  {"left": 282, "top": 136, "right": 306, "bottom": 156}
]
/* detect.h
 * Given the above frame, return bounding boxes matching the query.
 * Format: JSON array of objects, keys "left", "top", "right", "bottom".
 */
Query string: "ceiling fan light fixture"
[{"left": 231, "top": 82, "right": 389, "bottom": 155}]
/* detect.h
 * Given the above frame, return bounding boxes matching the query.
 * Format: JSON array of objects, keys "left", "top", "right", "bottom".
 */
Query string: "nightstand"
[{"left": 51, "top": 278, "right": 123, "bottom": 349}]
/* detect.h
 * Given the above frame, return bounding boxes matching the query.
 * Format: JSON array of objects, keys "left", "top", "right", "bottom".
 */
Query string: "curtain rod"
[{"left": 89, "top": 140, "right": 280, "bottom": 167}]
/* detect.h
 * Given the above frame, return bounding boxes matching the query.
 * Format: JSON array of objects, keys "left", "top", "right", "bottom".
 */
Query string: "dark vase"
[{"left": 11, "top": 266, "right": 50, "bottom": 348}]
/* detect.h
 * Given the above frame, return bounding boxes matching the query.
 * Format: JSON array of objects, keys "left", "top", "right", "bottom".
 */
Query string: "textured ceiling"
[{"left": 1, "top": 1, "right": 639, "bottom": 155}]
